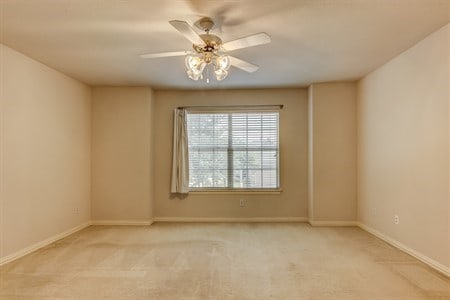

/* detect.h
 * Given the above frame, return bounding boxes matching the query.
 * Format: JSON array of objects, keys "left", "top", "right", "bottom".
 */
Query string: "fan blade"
[
  {"left": 229, "top": 56, "right": 259, "bottom": 73},
  {"left": 140, "top": 51, "right": 189, "bottom": 59},
  {"left": 169, "top": 20, "right": 206, "bottom": 46},
  {"left": 222, "top": 32, "right": 271, "bottom": 51}
]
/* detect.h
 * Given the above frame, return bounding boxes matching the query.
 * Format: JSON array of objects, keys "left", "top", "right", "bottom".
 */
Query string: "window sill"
[{"left": 189, "top": 189, "right": 283, "bottom": 195}]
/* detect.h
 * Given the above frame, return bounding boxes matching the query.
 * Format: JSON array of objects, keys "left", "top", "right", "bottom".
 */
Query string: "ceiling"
[{"left": 1, "top": 0, "right": 448, "bottom": 89}]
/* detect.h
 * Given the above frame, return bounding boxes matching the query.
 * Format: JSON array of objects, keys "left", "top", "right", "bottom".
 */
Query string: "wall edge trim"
[
  {"left": 357, "top": 222, "right": 450, "bottom": 278},
  {"left": 91, "top": 219, "right": 154, "bottom": 226},
  {"left": 153, "top": 217, "right": 308, "bottom": 223},
  {"left": 309, "top": 220, "right": 358, "bottom": 226},
  {"left": 0, "top": 221, "right": 92, "bottom": 266}
]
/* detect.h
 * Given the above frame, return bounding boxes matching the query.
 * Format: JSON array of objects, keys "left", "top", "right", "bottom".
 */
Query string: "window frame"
[{"left": 186, "top": 108, "right": 281, "bottom": 192}]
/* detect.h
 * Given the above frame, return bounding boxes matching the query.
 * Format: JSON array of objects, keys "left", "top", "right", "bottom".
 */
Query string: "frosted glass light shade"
[
  {"left": 215, "top": 55, "right": 230, "bottom": 71},
  {"left": 214, "top": 68, "right": 228, "bottom": 81},
  {"left": 187, "top": 69, "right": 202, "bottom": 80},
  {"left": 185, "top": 55, "right": 203, "bottom": 70},
  {"left": 185, "top": 54, "right": 206, "bottom": 80}
]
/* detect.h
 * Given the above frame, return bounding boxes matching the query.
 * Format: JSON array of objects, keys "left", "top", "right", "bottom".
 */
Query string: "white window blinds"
[{"left": 186, "top": 111, "right": 279, "bottom": 190}]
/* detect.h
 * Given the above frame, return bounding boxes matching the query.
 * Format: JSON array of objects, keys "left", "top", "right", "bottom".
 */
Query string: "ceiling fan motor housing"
[
  {"left": 193, "top": 34, "right": 223, "bottom": 63},
  {"left": 198, "top": 17, "right": 215, "bottom": 32}
]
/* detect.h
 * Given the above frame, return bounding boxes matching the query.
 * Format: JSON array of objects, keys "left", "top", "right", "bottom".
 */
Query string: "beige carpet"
[{"left": 0, "top": 223, "right": 449, "bottom": 299}]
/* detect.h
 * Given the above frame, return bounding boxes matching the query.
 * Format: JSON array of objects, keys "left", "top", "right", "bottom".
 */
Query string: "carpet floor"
[{"left": 0, "top": 223, "right": 449, "bottom": 299}]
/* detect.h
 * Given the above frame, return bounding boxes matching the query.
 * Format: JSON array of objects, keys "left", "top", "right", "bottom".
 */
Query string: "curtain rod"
[{"left": 177, "top": 104, "right": 284, "bottom": 109}]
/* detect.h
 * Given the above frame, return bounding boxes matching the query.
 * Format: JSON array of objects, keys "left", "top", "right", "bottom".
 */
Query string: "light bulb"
[
  {"left": 185, "top": 55, "right": 207, "bottom": 81},
  {"left": 215, "top": 55, "right": 230, "bottom": 71},
  {"left": 214, "top": 68, "right": 228, "bottom": 81},
  {"left": 185, "top": 55, "right": 203, "bottom": 70}
]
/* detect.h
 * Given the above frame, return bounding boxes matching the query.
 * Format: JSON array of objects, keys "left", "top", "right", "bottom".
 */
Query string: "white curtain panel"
[{"left": 170, "top": 108, "right": 190, "bottom": 194}]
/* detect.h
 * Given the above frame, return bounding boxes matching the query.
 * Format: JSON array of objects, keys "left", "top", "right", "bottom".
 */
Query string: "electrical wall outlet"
[
  {"left": 239, "top": 199, "right": 245, "bottom": 207},
  {"left": 394, "top": 215, "right": 399, "bottom": 225}
]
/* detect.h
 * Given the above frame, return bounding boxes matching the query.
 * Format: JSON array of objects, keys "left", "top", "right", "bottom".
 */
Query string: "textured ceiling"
[{"left": 1, "top": 0, "right": 448, "bottom": 89}]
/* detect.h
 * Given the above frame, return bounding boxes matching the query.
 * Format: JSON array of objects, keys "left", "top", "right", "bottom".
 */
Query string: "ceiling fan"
[{"left": 140, "top": 17, "right": 271, "bottom": 82}]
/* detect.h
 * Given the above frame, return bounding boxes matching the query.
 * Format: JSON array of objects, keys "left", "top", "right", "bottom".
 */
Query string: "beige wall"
[
  {"left": 0, "top": 44, "right": 91, "bottom": 259},
  {"left": 308, "top": 82, "right": 357, "bottom": 222},
  {"left": 154, "top": 89, "right": 308, "bottom": 219},
  {"left": 357, "top": 24, "right": 449, "bottom": 269},
  {"left": 91, "top": 87, "right": 154, "bottom": 221}
]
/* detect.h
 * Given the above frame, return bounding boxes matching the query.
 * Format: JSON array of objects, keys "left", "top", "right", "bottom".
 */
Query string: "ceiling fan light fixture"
[
  {"left": 187, "top": 68, "right": 203, "bottom": 81},
  {"left": 185, "top": 54, "right": 207, "bottom": 80},
  {"left": 185, "top": 55, "right": 203, "bottom": 70},
  {"left": 141, "top": 18, "right": 270, "bottom": 82},
  {"left": 215, "top": 55, "right": 231, "bottom": 71},
  {"left": 214, "top": 68, "right": 228, "bottom": 81}
]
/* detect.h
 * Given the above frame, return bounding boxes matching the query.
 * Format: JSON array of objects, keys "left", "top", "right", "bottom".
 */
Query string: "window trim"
[{"left": 189, "top": 188, "right": 283, "bottom": 195}]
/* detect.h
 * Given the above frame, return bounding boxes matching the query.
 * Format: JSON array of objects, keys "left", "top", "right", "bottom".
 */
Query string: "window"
[{"left": 186, "top": 110, "right": 279, "bottom": 190}]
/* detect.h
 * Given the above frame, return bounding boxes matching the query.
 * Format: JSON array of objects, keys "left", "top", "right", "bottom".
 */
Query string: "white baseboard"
[
  {"left": 0, "top": 221, "right": 91, "bottom": 266},
  {"left": 309, "top": 220, "right": 358, "bottom": 227},
  {"left": 154, "top": 217, "right": 308, "bottom": 223},
  {"left": 357, "top": 222, "right": 450, "bottom": 278},
  {"left": 91, "top": 219, "right": 154, "bottom": 226}
]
